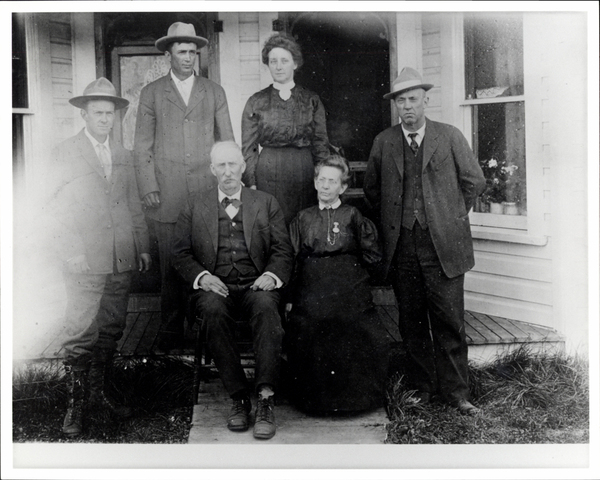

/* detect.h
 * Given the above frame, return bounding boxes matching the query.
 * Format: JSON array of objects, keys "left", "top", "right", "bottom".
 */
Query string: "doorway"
[{"left": 284, "top": 12, "right": 391, "bottom": 166}]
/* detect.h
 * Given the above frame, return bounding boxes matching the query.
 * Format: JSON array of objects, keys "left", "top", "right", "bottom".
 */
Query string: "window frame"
[{"left": 452, "top": 13, "right": 547, "bottom": 246}]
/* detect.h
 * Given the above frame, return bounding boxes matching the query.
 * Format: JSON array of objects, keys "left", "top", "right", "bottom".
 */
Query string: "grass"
[
  {"left": 13, "top": 356, "right": 195, "bottom": 443},
  {"left": 385, "top": 345, "right": 589, "bottom": 444},
  {"left": 13, "top": 346, "right": 589, "bottom": 444}
]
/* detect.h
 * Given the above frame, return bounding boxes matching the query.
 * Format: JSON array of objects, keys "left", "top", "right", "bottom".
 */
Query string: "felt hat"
[
  {"left": 155, "top": 22, "right": 208, "bottom": 52},
  {"left": 69, "top": 77, "right": 129, "bottom": 110},
  {"left": 383, "top": 67, "right": 434, "bottom": 100}
]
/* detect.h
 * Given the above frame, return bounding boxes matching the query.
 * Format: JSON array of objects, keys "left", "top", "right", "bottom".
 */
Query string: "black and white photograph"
[{"left": 2, "top": 1, "right": 598, "bottom": 479}]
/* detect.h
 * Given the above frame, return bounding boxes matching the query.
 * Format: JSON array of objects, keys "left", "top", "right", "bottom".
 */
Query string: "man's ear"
[{"left": 340, "top": 183, "right": 348, "bottom": 195}]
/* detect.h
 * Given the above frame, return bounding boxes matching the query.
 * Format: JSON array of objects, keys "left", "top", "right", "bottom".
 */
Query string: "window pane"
[
  {"left": 12, "top": 13, "right": 28, "bottom": 109},
  {"left": 473, "top": 102, "right": 527, "bottom": 216},
  {"left": 464, "top": 13, "right": 524, "bottom": 99}
]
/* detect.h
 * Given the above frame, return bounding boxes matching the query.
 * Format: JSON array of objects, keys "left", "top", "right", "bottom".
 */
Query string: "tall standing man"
[
  {"left": 364, "top": 67, "right": 486, "bottom": 414},
  {"left": 172, "top": 141, "right": 293, "bottom": 440},
  {"left": 134, "top": 22, "right": 234, "bottom": 352},
  {"left": 47, "top": 78, "right": 152, "bottom": 437}
]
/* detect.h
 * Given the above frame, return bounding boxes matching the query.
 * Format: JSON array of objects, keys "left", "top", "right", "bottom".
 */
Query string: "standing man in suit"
[
  {"left": 172, "top": 141, "right": 293, "bottom": 440},
  {"left": 364, "top": 67, "right": 486, "bottom": 415},
  {"left": 47, "top": 78, "right": 152, "bottom": 437},
  {"left": 134, "top": 22, "right": 234, "bottom": 352}
]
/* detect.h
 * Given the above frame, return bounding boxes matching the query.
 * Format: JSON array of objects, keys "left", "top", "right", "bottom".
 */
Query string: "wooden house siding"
[
  {"left": 48, "top": 14, "right": 75, "bottom": 145},
  {"left": 218, "top": 12, "right": 278, "bottom": 143}
]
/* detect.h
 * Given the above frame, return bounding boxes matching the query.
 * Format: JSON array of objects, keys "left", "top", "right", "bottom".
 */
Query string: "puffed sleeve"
[
  {"left": 241, "top": 95, "right": 260, "bottom": 187},
  {"left": 311, "top": 95, "right": 330, "bottom": 163},
  {"left": 354, "top": 208, "right": 382, "bottom": 268}
]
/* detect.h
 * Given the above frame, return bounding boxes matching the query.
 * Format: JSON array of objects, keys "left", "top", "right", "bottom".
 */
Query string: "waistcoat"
[
  {"left": 401, "top": 134, "right": 428, "bottom": 230},
  {"left": 214, "top": 205, "right": 259, "bottom": 279}
]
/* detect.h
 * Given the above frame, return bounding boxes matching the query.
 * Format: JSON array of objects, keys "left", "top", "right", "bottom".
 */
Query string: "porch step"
[{"left": 14, "top": 291, "right": 565, "bottom": 365}]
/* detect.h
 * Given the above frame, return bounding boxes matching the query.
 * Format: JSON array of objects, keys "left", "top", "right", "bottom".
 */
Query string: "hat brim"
[
  {"left": 69, "top": 95, "right": 130, "bottom": 110},
  {"left": 383, "top": 83, "right": 434, "bottom": 100},
  {"left": 155, "top": 35, "right": 209, "bottom": 52}
]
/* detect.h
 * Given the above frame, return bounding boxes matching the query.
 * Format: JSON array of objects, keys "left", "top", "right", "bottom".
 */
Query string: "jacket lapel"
[
  {"left": 185, "top": 76, "right": 206, "bottom": 116},
  {"left": 76, "top": 129, "right": 109, "bottom": 183},
  {"left": 422, "top": 118, "right": 440, "bottom": 172},
  {"left": 241, "top": 188, "right": 259, "bottom": 252},
  {"left": 164, "top": 74, "right": 187, "bottom": 112},
  {"left": 391, "top": 125, "right": 405, "bottom": 179},
  {"left": 201, "top": 188, "right": 220, "bottom": 255}
]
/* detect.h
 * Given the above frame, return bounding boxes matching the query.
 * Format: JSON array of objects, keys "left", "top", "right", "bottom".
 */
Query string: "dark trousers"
[
  {"left": 153, "top": 220, "right": 188, "bottom": 331},
  {"left": 62, "top": 270, "right": 132, "bottom": 368},
  {"left": 192, "top": 281, "right": 284, "bottom": 397},
  {"left": 389, "top": 224, "right": 469, "bottom": 403}
]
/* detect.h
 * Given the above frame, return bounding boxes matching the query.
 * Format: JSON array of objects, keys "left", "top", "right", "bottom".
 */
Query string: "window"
[
  {"left": 13, "top": 13, "right": 28, "bottom": 192},
  {"left": 464, "top": 13, "right": 527, "bottom": 220}
]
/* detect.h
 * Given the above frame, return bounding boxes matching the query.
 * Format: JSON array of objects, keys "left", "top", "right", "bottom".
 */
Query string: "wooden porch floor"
[{"left": 21, "top": 288, "right": 564, "bottom": 364}]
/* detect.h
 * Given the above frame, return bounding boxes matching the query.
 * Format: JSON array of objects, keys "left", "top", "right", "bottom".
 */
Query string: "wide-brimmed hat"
[
  {"left": 69, "top": 77, "right": 129, "bottom": 110},
  {"left": 155, "top": 22, "right": 208, "bottom": 52},
  {"left": 383, "top": 67, "right": 434, "bottom": 100}
]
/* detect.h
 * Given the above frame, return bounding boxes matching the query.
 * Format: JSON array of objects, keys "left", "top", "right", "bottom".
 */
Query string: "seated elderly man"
[{"left": 172, "top": 141, "right": 293, "bottom": 440}]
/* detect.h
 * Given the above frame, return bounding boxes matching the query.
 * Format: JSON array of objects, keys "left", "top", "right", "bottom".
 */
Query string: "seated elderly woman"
[{"left": 285, "top": 155, "right": 390, "bottom": 414}]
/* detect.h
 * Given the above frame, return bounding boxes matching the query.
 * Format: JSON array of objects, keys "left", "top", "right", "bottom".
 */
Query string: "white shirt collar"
[
  {"left": 84, "top": 128, "right": 110, "bottom": 153},
  {"left": 319, "top": 198, "right": 342, "bottom": 210},
  {"left": 401, "top": 120, "right": 427, "bottom": 146},
  {"left": 218, "top": 187, "right": 242, "bottom": 202},
  {"left": 170, "top": 70, "right": 195, "bottom": 87}
]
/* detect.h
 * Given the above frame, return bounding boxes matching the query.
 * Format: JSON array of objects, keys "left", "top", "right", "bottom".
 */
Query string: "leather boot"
[
  {"left": 88, "top": 359, "right": 132, "bottom": 419},
  {"left": 62, "top": 364, "right": 87, "bottom": 437}
]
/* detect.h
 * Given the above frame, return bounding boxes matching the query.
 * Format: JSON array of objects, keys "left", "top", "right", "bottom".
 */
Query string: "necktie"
[
  {"left": 408, "top": 133, "right": 419, "bottom": 154},
  {"left": 222, "top": 197, "right": 242, "bottom": 209},
  {"left": 97, "top": 144, "right": 111, "bottom": 181}
]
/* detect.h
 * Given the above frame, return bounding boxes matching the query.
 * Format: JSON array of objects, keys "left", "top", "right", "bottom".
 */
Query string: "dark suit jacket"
[
  {"left": 47, "top": 129, "right": 150, "bottom": 274},
  {"left": 364, "top": 118, "right": 485, "bottom": 279},
  {"left": 134, "top": 73, "right": 234, "bottom": 223},
  {"left": 171, "top": 187, "right": 293, "bottom": 288}
]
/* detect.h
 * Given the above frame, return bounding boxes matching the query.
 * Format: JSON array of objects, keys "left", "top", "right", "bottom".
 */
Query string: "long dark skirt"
[
  {"left": 286, "top": 254, "right": 390, "bottom": 414},
  {"left": 256, "top": 146, "right": 316, "bottom": 225}
]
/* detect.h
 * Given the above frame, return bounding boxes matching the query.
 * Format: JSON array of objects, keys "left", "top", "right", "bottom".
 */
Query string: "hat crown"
[
  {"left": 82, "top": 77, "right": 118, "bottom": 97},
  {"left": 383, "top": 67, "right": 433, "bottom": 100},
  {"left": 394, "top": 67, "right": 424, "bottom": 87},
  {"left": 167, "top": 22, "right": 197, "bottom": 38}
]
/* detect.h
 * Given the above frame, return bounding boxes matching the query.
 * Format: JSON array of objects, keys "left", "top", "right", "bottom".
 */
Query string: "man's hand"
[
  {"left": 249, "top": 185, "right": 257, "bottom": 190},
  {"left": 199, "top": 273, "right": 229, "bottom": 297},
  {"left": 143, "top": 191, "right": 161, "bottom": 208},
  {"left": 66, "top": 254, "right": 91, "bottom": 274},
  {"left": 138, "top": 253, "right": 152, "bottom": 272},
  {"left": 251, "top": 273, "right": 276, "bottom": 291}
]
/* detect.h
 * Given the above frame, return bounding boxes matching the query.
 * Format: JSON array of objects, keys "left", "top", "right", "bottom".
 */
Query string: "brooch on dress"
[{"left": 327, "top": 209, "right": 340, "bottom": 245}]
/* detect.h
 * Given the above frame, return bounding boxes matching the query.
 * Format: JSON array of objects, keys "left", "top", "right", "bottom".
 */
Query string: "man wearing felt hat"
[
  {"left": 365, "top": 67, "right": 485, "bottom": 415},
  {"left": 134, "top": 22, "right": 234, "bottom": 353},
  {"left": 46, "top": 77, "right": 152, "bottom": 437}
]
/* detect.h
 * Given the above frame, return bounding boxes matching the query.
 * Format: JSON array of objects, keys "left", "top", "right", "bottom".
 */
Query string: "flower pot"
[
  {"left": 489, "top": 202, "right": 504, "bottom": 214},
  {"left": 502, "top": 202, "right": 519, "bottom": 215}
]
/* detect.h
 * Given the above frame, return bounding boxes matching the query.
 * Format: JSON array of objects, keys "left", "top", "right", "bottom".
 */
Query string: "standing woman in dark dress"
[
  {"left": 242, "top": 33, "right": 330, "bottom": 224},
  {"left": 286, "top": 155, "right": 390, "bottom": 414}
]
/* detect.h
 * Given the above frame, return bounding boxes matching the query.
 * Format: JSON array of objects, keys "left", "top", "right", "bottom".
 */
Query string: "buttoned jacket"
[
  {"left": 134, "top": 73, "right": 234, "bottom": 223},
  {"left": 47, "top": 129, "right": 150, "bottom": 274},
  {"left": 171, "top": 186, "right": 293, "bottom": 287},
  {"left": 364, "top": 119, "right": 486, "bottom": 279}
]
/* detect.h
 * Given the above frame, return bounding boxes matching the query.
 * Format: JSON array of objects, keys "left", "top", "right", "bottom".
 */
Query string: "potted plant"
[{"left": 479, "top": 157, "right": 519, "bottom": 214}]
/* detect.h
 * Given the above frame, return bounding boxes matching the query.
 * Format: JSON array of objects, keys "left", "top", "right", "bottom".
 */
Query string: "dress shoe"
[
  {"left": 227, "top": 397, "right": 252, "bottom": 432},
  {"left": 452, "top": 399, "right": 481, "bottom": 415},
  {"left": 253, "top": 396, "right": 276, "bottom": 440}
]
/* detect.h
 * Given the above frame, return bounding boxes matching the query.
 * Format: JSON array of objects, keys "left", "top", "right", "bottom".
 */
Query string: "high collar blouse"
[{"left": 241, "top": 84, "right": 330, "bottom": 186}]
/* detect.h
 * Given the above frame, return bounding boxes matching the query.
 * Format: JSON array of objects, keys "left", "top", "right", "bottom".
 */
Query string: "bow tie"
[{"left": 221, "top": 197, "right": 242, "bottom": 208}]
